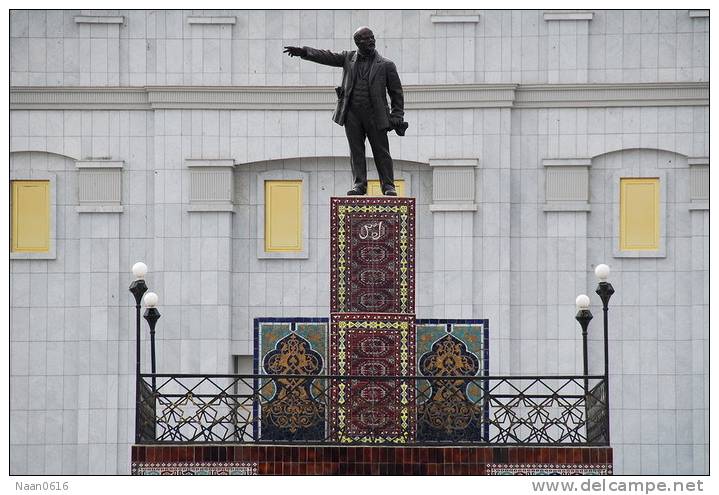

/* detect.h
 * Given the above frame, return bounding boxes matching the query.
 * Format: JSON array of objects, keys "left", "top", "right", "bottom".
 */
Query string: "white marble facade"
[{"left": 9, "top": 10, "right": 709, "bottom": 475}]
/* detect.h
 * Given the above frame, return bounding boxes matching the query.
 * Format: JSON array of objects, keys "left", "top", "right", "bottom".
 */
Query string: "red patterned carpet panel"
[
  {"left": 330, "top": 197, "right": 415, "bottom": 314},
  {"left": 330, "top": 313, "right": 416, "bottom": 443}
]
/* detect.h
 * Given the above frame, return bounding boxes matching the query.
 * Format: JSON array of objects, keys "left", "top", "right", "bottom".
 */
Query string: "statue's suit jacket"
[{"left": 301, "top": 46, "right": 404, "bottom": 132}]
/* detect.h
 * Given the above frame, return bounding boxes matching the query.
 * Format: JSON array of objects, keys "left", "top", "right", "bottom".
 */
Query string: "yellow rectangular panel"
[
  {"left": 265, "top": 180, "right": 302, "bottom": 252},
  {"left": 620, "top": 178, "right": 660, "bottom": 251},
  {"left": 367, "top": 179, "right": 405, "bottom": 196},
  {"left": 12, "top": 180, "right": 50, "bottom": 253}
]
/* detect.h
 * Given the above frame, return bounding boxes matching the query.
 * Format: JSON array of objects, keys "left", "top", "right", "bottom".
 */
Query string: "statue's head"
[{"left": 353, "top": 26, "right": 375, "bottom": 56}]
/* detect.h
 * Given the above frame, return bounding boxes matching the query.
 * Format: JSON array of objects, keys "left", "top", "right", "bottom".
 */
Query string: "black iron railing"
[
  {"left": 137, "top": 379, "right": 156, "bottom": 442},
  {"left": 136, "top": 373, "right": 608, "bottom": 446}
]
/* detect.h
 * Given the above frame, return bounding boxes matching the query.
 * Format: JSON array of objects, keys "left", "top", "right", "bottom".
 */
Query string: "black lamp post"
[
  {"left": 143, "top": 292, "right": 161, "bottom": 393},
  {"left": 129, "top": 262, "right": 148, "bottom": 443},
  {"left": 575, "top": 294, "right": 593, "bottom": 397},
  {"left": 594, "top": 263, "right": 614, "bottom": 444}
]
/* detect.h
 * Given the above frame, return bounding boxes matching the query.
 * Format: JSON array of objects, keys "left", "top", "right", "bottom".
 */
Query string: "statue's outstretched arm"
[{"left": 284, "top": 46, "right": 347, "bottom": 68}]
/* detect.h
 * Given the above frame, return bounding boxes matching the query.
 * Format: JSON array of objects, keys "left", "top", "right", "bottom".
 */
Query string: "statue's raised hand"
[{"left": 283, "top": 46, "right": 307, "bottom": 57}]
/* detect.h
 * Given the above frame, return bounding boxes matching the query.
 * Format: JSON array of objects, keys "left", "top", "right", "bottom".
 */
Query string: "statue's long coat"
[{"left": 301, "top": 47, "right": 404, "bottom": 131}]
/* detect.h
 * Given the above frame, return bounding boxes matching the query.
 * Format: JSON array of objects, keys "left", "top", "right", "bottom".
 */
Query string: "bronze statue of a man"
[{"left": 284, "top": 27, "right": 406, "bottom": 196}]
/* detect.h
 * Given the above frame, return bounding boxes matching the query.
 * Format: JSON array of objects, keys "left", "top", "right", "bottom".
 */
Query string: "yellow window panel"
[
  {"left": 620, "top": 178, "right": 660, "bottom": 251},
  {"left": 265, "top": 180, "right": 303, "bottom": 252},
  {"left": 12, "top": 180, "right": 50, "bottom": 253},
  {"left": 367, "top": 179, "right": 405, "bottom": 196}
]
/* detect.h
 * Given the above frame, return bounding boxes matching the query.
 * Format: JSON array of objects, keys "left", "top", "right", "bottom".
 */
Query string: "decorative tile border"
[
  {"left": 132, "top": 461, "right": 258, "bottom": 475},
  {"left": 486, "top": 463, "right": 612, "bottom": 475}
]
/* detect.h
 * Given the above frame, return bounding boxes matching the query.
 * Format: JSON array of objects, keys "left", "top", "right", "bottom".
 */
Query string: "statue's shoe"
[
  {"left": 383, "top": 188, "right": 397, "bottom": 196},
  {"left": 347, "top": 188, "right": 366, "bottom": 195}
]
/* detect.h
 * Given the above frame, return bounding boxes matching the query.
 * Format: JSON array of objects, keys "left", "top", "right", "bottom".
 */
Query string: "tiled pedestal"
[{"left": 131, "top": 445, "right": 613, "bottom": 475}]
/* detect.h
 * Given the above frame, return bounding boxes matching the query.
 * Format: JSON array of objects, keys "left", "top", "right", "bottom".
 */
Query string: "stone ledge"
[
  {"left": 187, "top": 16, "right": 237, "bottom": 25},
  {"left": 516, "top": 83, "right": 708, "bottom": 108},
  {"left": 10, "top": 82, "right": 708, "bottom": 110},
  {"left": 185, "top": 158, "right": 236, "bottom": 168},
  {"left": 76, "top": 205, "right": 124, "bottom": 213},
  {"left": 689, "top": 10, "right": 709, "bottom": 18},
  {"left": 74, "top": 16, "right": 124, "bottom": 24},
  {"left": 543, "top": 201, "right": 591, "bottom": 212},
  {"left": 429, "top": 158, "right": 480, "bottom": 168},
  {"left": 688, "top": 157, "right": 709, "bottom": 166},
  {"left": 688, "top": 201, "right": 709, "bottom": 211},
  {"left": 543, "top": 11, "right": 594, "bottom": 21},
  {"left": 75, "top": 159, "right": 124, "bottom": 169},
  {"left": 10, "top": 251, "right": 57, "bottom": 260},
  {"left": 430, "top": 14, "right": 480, "bottom": 24},
  {"left": 187, "top": 204, "right": 235, "bottom": 213},
  {"left": 543, "top": 158, "right": 592, "bottom": 167},
  {"left": 613, "top": 250, "right": 667, "bottom": 259},
  {"left": 429, "top": 203, "right": 478, "bottom": 212}
]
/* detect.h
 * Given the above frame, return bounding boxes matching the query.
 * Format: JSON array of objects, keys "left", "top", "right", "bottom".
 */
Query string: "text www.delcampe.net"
[{"left": 531, "top": 479, "right": 705, "bottom": 494}]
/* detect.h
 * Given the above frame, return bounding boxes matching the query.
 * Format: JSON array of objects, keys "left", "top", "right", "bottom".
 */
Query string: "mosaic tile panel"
[
  {"left": 415, "top": 320, "right": 489, "bottom": 442},
  {"left": 132, "top": 461, "right": 258, "bottom": 475},
  {"left": 329, "top": 313, "right": 416, "bottom": 443},
  {"left": 256, "top": 319, "right": 328, "bottom": 367},
  {"left": 254, "top": 319, "right": 328, "bottom": 441},
  {"left": 486, "top": 463, "right": 613, "bottom": 475},
  {"left": 330, "top": 197, "right": 415, "bottom": 314},
  {"left": 254, "top": 319, "right": 492, "bottom": 444}
]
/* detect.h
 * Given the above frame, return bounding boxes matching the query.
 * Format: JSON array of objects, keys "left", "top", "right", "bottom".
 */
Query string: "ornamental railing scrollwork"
[{"left": 136, "top": 373, "right": 608, "bottom": 446}]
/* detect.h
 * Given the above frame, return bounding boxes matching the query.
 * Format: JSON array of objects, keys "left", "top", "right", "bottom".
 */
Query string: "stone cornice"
[
  {"left": 688, "top": 157, "right": 709, "bottom": 166},
  {"left": 429, "top": 158, "right": 480, "bottom": 167},
  {"left": 185, "top": 158, "right": 236, "bottom": 168},
  {"left": 689, "top": 10, "right": 709, "bottom": 18},
  {"left": 10, "top": 87, "right": 149, "bottom": 109},
  {"left": 146, "top": 84, "right": 518, "bottom": 110},
  {"left": 515, "top": 83, "right": 708, "bottom": 108},
  {"left": 10, "top": 82, "right": 708, "bottom": 111},
  {"left": 9, "top": 85, "right": 516, "bottom": 110},
  {"left": 75, "top": 159, "right": 124, "bottom": 169},
  {"left": 405, "top": 84, "right": 516, "bottom": 109},
  {"left": 430, "top": 14, "right": 480, "bottom": 23},
  {"left": 543, "top": 158, "right": 592, "bottom": 167},
  {"left": 187, "top": 16, "right": 237, "bottom": 25},
  {"left": 543, "top": 11, "right": 594, "bottom": 21},
  {"left": 74, "top": 15, "right": 125, "bottom": 24}
]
